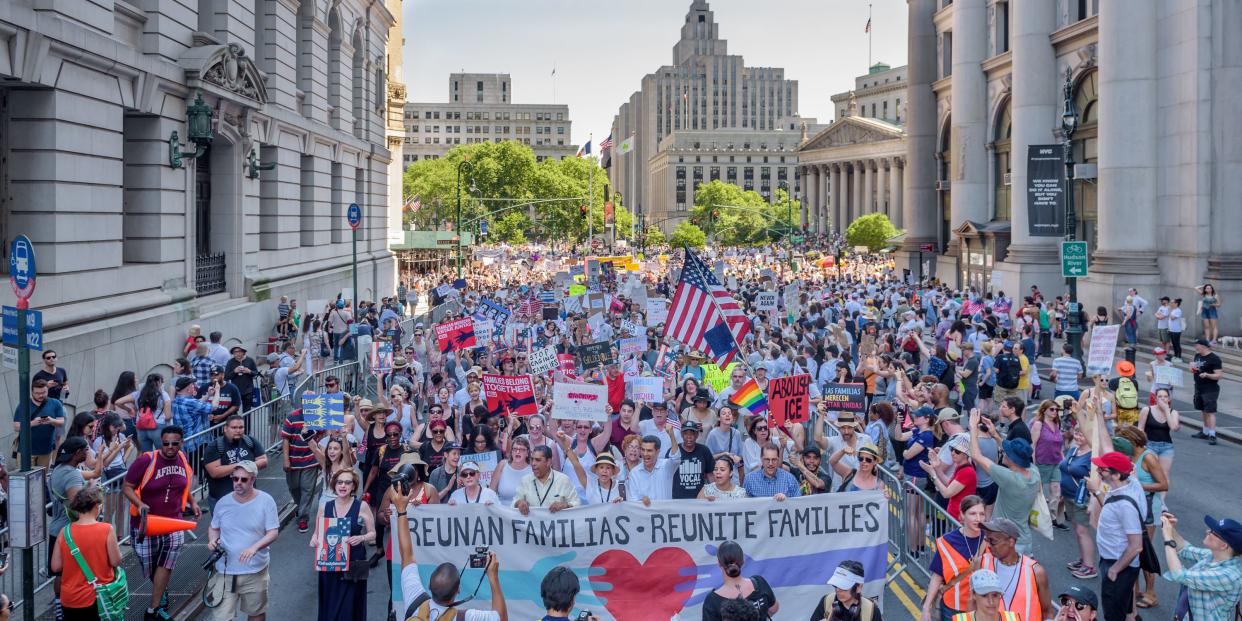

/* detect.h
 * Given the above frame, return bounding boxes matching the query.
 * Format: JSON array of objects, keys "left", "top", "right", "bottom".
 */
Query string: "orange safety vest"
[
  {"left": 935, "top": 534, "right": 975, "bottom": 610},
  {"left": 128, "top": 450, "right": 192, "bottom": 517},
  {"left": 981, "top": 552, "right": 1042, "bottom": 621},
  {"left": 952, "top": 612, "right": 1022, "bottom": 621}
]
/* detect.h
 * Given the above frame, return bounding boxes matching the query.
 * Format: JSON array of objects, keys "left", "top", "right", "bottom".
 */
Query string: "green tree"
[
  {"left": 690, "top": 180, "right": 771, "bottom": 245},
  {"left": 669, "top": 222, "right": 706, "bottom": 249},
  {"left": 846, "top": 213, "right": 900, "bottom": 251},
  {"left": 643, "top": 226, "right": 666, "bottom": 248},
  {"left": 489, "top": 210, "right": 531, "bottom": 244}
]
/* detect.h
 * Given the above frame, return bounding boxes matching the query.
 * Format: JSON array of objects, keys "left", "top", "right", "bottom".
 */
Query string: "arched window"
[
  {"left": 327, "top": 7, "right": 343, "bottom": 130},
  {"left": 1071, "top": 70, "right": 1098, "bottom": 254},
  {"left": 938, "top": 116, "right": 952, "bottom": 252},
  {"left": 993, "top": 98, "right": 1012, "bottom": 220}
]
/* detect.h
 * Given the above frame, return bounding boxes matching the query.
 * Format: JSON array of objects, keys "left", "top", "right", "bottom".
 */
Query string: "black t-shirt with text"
[
  {"left": 669, "top": 442, "right": 715, "bottom": 499},
  {"left": 1193, "top": 352, "right": 1223, "bottom": 392},
  {"left": 202, "top": 435, "right": 262, "bottom": 499}
]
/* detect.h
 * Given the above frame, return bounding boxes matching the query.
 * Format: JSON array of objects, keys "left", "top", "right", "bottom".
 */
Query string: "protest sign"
[
  {"left": 578, "top": 341, "right": 616, "bottom": 368},
  {"left": 821, "top": 383, "right": 867, "bottom": 414},
  {"left": 459, "top": 452, "right": 498, "bottom": 487},
  {"left": 587, "top": 292, "right": 606, "bottom": 315},
  {"left": 315, "top": 514, "right": 354, "bottom": 571},
  {"left": 472, "top": 318, "right": 494, "bottom": 342},
  {"left": 619, "top": 337, "right": 645, "bottom": 356},
  {"left": 630, "top": 376, "right": 665, "bottom": 403},
  {"left": 302, "top": 392, "right": 345, "bottom": 430},
  {"left": 564, "top": 294, "right": 585, "bottom": 315},
  {"left": 390, "top": 493, "right": 888, "bottom": 621},
  {"left": 556, "top": 354, "right": 578, "bottom": 377},
  {"left": 569, "top": 284, "right": 587, "bottom": 297},
  {"left": 768, "top": 374, "right": 811, "bottom": 426},
  {"left": 477, "top": 298, "right": 513, "bottom": 330},
  {"left": 434, "top": 283, "right": 454, "bottom": 300},
  {"left": 755, "top": 291, "right": 778, "bottom": 311},
  {"left": 587, "top": 313, "right": 608, "bottom": 337},
  {"left": 646, "top": 299, "right": 669, "bottom": 325},
  {"left": 620, "top": 319, "right": 645, "bottom": 337},
  {"left": 552, "top": 382, "right": 608, "bottom": 422},
  {"left": 528, "top": 346, "right": 558, "bottom": 375},
  {"left": 701, "top": 363, "right": 736, "bottom": 392},
  {"left": 1154, "top": 364, "right": 1184, "bottom": 388},
  {"left": 1086, "top": 324, "right": 1121, "bottom": 376},
  {"left": 542, "top": 305, "right": 560, "bottom": 320},
  {"left": 370, "top": 341, "right": 393, "bottom": 375},
  {"left": 483, "top": 374, "right": 537, "bottom": 417},
  {"left": 653, "top": 345, "right": 678, "bottom": 378},
  {"left": 435, "top": 317, "right": 476, "bottom": 353}
]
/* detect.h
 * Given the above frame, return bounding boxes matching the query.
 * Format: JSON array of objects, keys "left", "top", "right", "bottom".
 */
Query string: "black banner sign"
[{"left": 1027, "top": 144, "right": 1066, "bottom": 237}]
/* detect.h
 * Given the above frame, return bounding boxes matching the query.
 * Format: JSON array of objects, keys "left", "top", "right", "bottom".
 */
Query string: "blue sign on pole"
[
  {"left": 8, "top": 235, "right": 36, "bottom": 300},
  {"left": 347, "top": 203, "right": 362, "bottom": 230},
  {"left": 2, "top": 306, "right": 42, "bottom": 350}
]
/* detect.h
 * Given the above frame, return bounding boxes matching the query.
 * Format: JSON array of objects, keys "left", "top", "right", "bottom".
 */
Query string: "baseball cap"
[
  {"left": 1153, "top": 346, "right": 1166, "bottom": 355},
  {"left": 681, "top": 420, "right": 703, "bottom": 433},
  {"left": 55, "top": 436, "right": 89, "bottom": 463},
  {"left": 210, "top": 365, "right": 224, "bottom": 375},
  {"left": 1194, "top": 337, "right": 1212, "bottom": 348},
  {"left": 935, "top": 408, "right": 961, "bottom": 425},
  {"left": 233, "top": 460, "right": 259, "bottom": 477},
  {"left": 1091, "top": 450, "right": 1134, "bottom": 474},
  {"left": 970, "top": 569, "right": 1003, "bottom": 595},
  {"left": 911, "top": 405, "right": 934, "bottom": 419},
  {"left": 1111, "top": 436, "right": 1135, "bottom": 456},
  {"left": 1059, "top": 585, "right": 1100, "bottom": 610},
  {"left": 175, "top": 376, "right": 198, "bottom": 393},
  {"left": 266, "top": 352, "right": 281, "bottom": 364},
  {"left": 1204, "top": 515, "right": 1242, "bottom": 554},
  {"left": 652, "top": 401, "right": 669, "bottom": 410},
  {"left": 981, "top": 518, "right": 1021, "bottom": 541}
]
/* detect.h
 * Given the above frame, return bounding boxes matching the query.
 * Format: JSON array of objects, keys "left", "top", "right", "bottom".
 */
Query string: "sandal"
[{"left": 1137, "top": 595, "right": 1157, "bottom": 609}]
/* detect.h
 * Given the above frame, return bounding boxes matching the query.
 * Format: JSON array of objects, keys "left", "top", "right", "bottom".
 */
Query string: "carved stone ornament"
[
  {"left": 182, "top": 43, "right": 270, "bottom": 106},
  {"left": 388, "top": 82, "right": 407, "bottom": 102},
  {"left": 203, "top": 44, "right": 264, "bottom": 102},
  {"left": 1075, "top": 43, "right": 1098, "bottom": 71}
]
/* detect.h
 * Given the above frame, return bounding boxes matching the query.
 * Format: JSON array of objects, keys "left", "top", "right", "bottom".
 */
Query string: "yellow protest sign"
[{"left": 701, "top": 362, "right": 737, "bottom": 392}]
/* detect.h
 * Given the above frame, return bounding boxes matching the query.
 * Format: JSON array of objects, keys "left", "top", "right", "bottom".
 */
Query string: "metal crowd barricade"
[{"left": 2, "top": 360, "right": 359, "bottom": 616}]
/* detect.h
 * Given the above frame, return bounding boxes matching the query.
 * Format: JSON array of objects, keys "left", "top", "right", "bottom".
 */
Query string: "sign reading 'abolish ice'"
[{"left": 390, "top": 492, "right": 888, "bottom": 621}]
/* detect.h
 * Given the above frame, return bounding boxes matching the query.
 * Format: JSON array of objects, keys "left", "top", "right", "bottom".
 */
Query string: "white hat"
[
  {"left": 459, "top": 461, "right": 481, "bottom": 473},
  {"left": 826, "top": 566, "right": 865, "bottom": 590}
]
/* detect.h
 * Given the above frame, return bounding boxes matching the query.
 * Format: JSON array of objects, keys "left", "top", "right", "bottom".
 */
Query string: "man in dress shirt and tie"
[{"left": 513, "top": 445, "right": 579, "bottom": 516}]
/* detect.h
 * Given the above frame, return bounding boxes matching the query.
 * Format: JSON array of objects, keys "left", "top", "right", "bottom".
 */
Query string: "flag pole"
[
  {"left": 589, "top": 132, "right": 594, "bottom": 248},
  {"left": 868, "top": 3, "right": 873, "bottom": 69}
]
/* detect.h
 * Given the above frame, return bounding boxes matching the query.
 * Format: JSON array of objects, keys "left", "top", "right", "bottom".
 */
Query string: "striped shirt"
[
  {"left": 1051, "top": 356, "right": 1084, "bottom": 392},
  {"left": 1162, "top": 546, "right": 1242, "bottom": 621},
  {"left": 280, "top": 409, "right": 317, "bottom": 470}
]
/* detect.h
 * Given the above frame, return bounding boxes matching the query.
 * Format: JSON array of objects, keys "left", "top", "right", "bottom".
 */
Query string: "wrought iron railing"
[{"left": 195, "top": 252, "right": 226, "bottom": 295}]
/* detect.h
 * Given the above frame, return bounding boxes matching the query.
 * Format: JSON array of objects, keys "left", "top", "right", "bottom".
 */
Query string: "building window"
[
  {"left": 997, "top": 1, "right": 1010, "bottom": 54},
  {"left": 941, "top": 32, "right": 953, "bottom": 78},
  {"left": 993, "top": 98, "right": 1012, "bottom": 220}
]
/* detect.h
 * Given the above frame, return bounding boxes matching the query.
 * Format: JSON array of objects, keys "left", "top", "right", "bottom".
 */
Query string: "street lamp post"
[
  {"left": 786, "top": 183, "right": 794, "bottom": 272},
  {"left": 455, "top": 157, "right": 472, "bottom": 279},
  {"left": 1061, "top": 68, "right": 1083, "bottom": 363}
]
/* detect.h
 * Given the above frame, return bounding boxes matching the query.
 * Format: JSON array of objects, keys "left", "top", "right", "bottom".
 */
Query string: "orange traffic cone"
[{"left": 145, "top": 514, "right": 197, "bottom": 537}]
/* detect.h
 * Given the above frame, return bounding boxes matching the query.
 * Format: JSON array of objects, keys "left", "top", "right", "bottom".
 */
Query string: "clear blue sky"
[{"left": 400, "top": 0, "right": 909, "bottom": 146}]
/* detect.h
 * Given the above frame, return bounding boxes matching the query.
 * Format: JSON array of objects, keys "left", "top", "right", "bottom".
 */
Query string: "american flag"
[
  {"left": 662, "top": 247, "right": 741, "bottom": 365},
  {"left": 404, "top": 196, "right": 422, "bottom": 212},
  {"left": 698, "top": 250, "right": 752, "bottom": 345},
  {"left": 864, "top": 17, "right": 871, "bottom": 33},
  {"left": 600, "top": 134, "right": 614, "bottom": 151}
]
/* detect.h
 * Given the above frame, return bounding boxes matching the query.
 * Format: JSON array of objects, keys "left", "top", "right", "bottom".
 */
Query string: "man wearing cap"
[
  {"left": 977, "top": 517, "right": 1051, "bottom": 621},
  {"left": 1160, "top": 512, "right": 1242, "bottom": 621},
  {"left": 810, "top": 560, "right": 881, "bottom": 621},
  {"left": 171, "top": 376, "right": 214, "bottom": 455},
  {"left": 47, "top": 436, "right": 89, "bottom": 617},
  {"left": 225, "top": 346, "right": 259, "bottom": 409},
  {"left": 1190, "top": 338, "right": 1223, "bottom": 445},
  {"left": 818, "top": 411, "right": 863, "bottom": 491},
  {"left": 948, "top": 569, "right": 1021, "bottom": 621},
  {"left": 792, "top": 446, "right": 832, "bottom": 495},
  {"left": 1085, "top": 451, "right": 1145, "bottom": 621},
  {"left": 669, "top": 420, "right": 715, "bottom": 499},
  {"left": 1053, "top": 586, "right": 1098, "bottom": 621},
  {"left": 206, "top": 365, "right": 243, "bottom": 425},
  {"left": 206, "top": 461, "right": 279, "bottom": 621},
  {"left": 1050, "top": 343, "right": 1084, "bottom": 400}
]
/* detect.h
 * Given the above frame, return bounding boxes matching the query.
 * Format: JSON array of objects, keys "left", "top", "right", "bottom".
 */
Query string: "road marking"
[{"left": 890, "top": 579, "right": 922, "bottom": 618}]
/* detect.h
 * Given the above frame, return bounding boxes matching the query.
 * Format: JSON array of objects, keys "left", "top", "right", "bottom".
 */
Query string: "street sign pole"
[
  {"left": 9, "top": 234, "right": 35, "bottom": 621},
  {"left": 347, "top": 204, "right": 361, "bottom": 316}
]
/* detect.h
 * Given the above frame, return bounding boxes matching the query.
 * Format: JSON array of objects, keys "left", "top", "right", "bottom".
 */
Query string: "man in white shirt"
[
  {"left": 1154, "top": 296, "right": 1171, "bottom": 352},
  {"left": 394, "top": 489, "right": 508, "bottom": 621},
  {"left": 625, "top": 431, "right": 681, "bottom": 504},
  {"left": 1087, "top": 451, "right": 1145, "bottom": 621},
  {"left": 513, "top": 445, "right": 579, "bottom": 515},
  {"left": 637, "top": 402, "right": 682, "bottom": 457},
  {"left": 207, "top": 461, "right": 279, "bottom": 621}
]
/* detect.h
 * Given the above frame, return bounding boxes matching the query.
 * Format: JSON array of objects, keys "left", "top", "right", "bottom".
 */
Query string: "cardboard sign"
[
  {"left": 631, "top": 376, "right": 665, "bottom": 403},
  {"left": 755, "top": 292, "right": 778, "bottom": 311},
  {"left": 821, "top": 383, "right": 867, "bottom": 413},
  {"left": 459, "top": 452, "right": 498, "bottom": 487},
  {"left": 587, "top": 292, "right": 606, "bottom": 315},
  {"left": 370, "top": 341, "right": 394, "bottom": 376},
  {"left": 482, "top": 374, "right": 537, "bottom": 417},
  {"left": 302, "top": 392, "right": 346, "bottom": 430},
  {"left": 552, "top": 382, "right": 608, "bottom": 422},
  {"left": 586, "top": 312, "right": 608, "bottom": 336},
  {"left": 435, "top": 317, "right": 476, "bottom": 353},
  {"left": 768, "top": 374, "right": 811, "bottom": 426},
  {"left": 556, "top": 354, "right": 578, "bottom": 377},
  {"left": 477, "top": 298, "right": 512, "bottom": 330},
  {"left": 1154, "top": 364, "right": 1184, "bottom": 388},
  {"left": 646, "top": 299, "right": 669, "bottom": 325},
  {"left": 701, "top": 363, "right": 737, "bottom": 392},
  {"left": 472, "top": 318, "right": 494, "bottom": 342},
  {"left": 434, "top": 284, "right": 454, "bottom": 299},
  {"left": 315, "top": 516, "right": 353, "bottom": 571},
  {"left": 619, "top": 336, "right": 645, "bottom": 356},
  {"left": 528, "top": 346, "right": 558, "bottom": 375},
  {"left": 1086, "top": 324, "right": 1121, "bottom": 376},
  {"left": 542, "top": 305, "right": 560, "bottom": 320},
  {"left": 564, "top": 295, "right": 585, "bottom": 315},
  {"left": 569, "top": 284, "right": 587, "bottom": 297},
  {"left": 578, "top": 341, "right": 615, "bottom": 368},
  {"left": 621, "top": 319, "right": 645, "bottom": 337}
]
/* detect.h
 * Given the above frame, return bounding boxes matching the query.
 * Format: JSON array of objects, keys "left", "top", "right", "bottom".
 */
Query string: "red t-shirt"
[
  {"left": 124, "top": 452, "right": 190, "bottom": 529},
  {"left": 606, "top": 373, "right": 626, "bottom": 413},
  {"left": 947, "top": 466, "right": 978, "bottom": 519},
  {"left": 58, "top": 522, "right": 116, "bottom": 608}
]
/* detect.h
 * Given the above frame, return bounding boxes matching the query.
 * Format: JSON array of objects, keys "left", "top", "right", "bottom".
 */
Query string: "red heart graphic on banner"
[{"left": 590, "top": 547, "right": 696, "bottom": 621}]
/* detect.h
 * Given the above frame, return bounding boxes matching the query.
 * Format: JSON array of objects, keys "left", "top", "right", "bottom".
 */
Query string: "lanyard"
[
  {"left": 596, "top": 480, "right": 614, "bottom": 503},
  {"left": 534, "top": 476, "right": 555, "bottom": 506}
]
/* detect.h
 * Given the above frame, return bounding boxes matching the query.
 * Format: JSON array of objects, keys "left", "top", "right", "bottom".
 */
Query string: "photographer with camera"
[
  {"left": 392, "top": 485, "right": 507, "bottom": 621},
  {"left": 205, "top": 461, "right": 279, "bottom": 621},
  {"left": 538, "top": 566, "right": 599, "bottom": 621}
]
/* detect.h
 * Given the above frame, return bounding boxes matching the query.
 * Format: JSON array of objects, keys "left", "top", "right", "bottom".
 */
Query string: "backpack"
[
  {"left": 820, "top": 593, "right": 877, "bottom": 621},
  {"left": 996, "top": 353, "right": 1022, "bottom": 389},
  {"left": 1115, "top": 377, "right": 1139, "bottom": 410},
  {"left": 135, "top": 406, "right": 158, "bottom": 431},
  {"left": 404, "top": 593, "right": 464, "bottom": 621}
]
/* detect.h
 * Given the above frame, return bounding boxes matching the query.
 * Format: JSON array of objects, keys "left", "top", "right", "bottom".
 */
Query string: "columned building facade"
[
  {"left": 0, "top": 0, "right": 400, "bottom": 418},
  {"left": 904, "top": 0, "right": 1242, "bottom": 337}
]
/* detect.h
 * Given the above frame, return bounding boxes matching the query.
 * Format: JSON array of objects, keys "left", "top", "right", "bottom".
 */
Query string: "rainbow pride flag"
[{"left": 731, "top": 378, "right": 768, "bottom": 416}]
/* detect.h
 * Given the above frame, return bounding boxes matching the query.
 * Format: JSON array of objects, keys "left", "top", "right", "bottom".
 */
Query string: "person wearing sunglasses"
[
  {"left": 446, "top": 461, "right": 498, "bottom": 506},
  {"left": 205, "top": 461, "right": 278, "bottom": 621},
  {"left": 1052, "top": 586, "right": 1099, "bottom": 621},
  {"left": 34, "top": 349, "right": 69, "bottom": 402}
]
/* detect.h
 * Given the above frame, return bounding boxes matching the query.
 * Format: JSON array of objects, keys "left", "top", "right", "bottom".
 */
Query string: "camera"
[
  {"left": 391, "top": 464, "right": 419, "bottom": 496},
  {"left": 468, "top": 546, "right": 489, "bottom": 569},
  {"left": 203, "top": 544, "right": 227, "bottom": 571},
  {"left": 576, "top": 611, "right": 592, "bottom": 621}
]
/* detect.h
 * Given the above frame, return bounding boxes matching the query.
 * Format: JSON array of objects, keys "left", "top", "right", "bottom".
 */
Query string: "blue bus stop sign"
[
  {"left": 9, "top": 235, "right": 36, "bottom": 301},
  {"left": 347, "top": 203, "right": 362, "bottom": 230}
]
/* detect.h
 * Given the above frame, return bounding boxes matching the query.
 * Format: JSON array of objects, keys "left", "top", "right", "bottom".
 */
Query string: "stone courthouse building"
[
  {"left": 0, "top": 0, "right": 403, "bottom": 416},
  {"left": 894, "top": 0, "right": 1242, "bottom": 335}
]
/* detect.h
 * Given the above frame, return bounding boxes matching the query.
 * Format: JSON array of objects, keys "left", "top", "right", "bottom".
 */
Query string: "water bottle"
[{"left": 1074, "top": 480, "right": 1089, "bottom": 507}]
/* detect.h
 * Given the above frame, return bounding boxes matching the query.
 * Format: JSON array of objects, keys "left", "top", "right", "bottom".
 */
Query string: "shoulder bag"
[{"left": 62, "top": 525, "right": 128, "bottom": 621}]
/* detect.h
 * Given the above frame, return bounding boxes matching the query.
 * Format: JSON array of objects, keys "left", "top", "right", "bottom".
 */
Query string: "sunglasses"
[
  {"left": 859, "top": 456, "right": 876, "bottom": 464},
  {"left": 326, "top": 382, "right": 338, "bottom": 387},
  {"left": 431, "top": 429, "right": 445, "bottom": 434},
  {"left": 162, "top": 441, "right": 182, "bottom": 447},
  {"left": 385, "top": 432, "right": 401, "bottom": 437},
  {"left": 754, "top": 426, "right": 769, "bottom": 431},
  {"left": 951, "top": 448, "right": 966, "bottom": 456},
  {"left": 460, "top": 471, "right": 478, "bottom": 478},
  {"left": 230, "top": 476, "right": 252, "bottom": 483},
  {"left": 44, "top": 354, "right": 56, "bottom": 360},
  {"left": 1059, "top": 597, "right": 1091, "bottom": 611}
]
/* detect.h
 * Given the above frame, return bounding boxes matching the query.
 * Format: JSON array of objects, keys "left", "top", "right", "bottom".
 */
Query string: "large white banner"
[{"left": 389, "top": 492, "right": 888, "bottom": 621}]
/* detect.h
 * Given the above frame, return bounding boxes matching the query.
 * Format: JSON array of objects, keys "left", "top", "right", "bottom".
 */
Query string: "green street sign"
[
  {"left": 1061, "top": 240, "right": 1088, "bottom": 278},
  {"left": 791, "top": 235, "right": 805, "bottom": 244}
]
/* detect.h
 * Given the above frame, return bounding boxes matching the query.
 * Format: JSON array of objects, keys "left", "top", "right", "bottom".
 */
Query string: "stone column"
[
  {"left": 877, "top": 160, "right": 889, "bottom": 220},
  {"left": 831, "top": 163, "right": 844, "bottom": 233},
  {"left": 1203, "top": 0, "right": 1242, "bottom": 335},
  {"left": 852, "top": 162, "right": 864, "bottom": 225},
  {"left": 949, "top": 0, "right": 990, "bottom": 230},
  {"left": 805, "top": 165, "right": 818, "bottom": 232},
  {"left": 862, "top": 160, "right": 874, "bottom": 216},
  {"left": 820, "top": 164, "right": 830, "bottom": 231},
  {"left": 994, "top": 0, "right": 1061, "bottom": 296},
  {"left": 900, "top": 0, "right": 940, "bottom": 270},
  {"left": 890, "top": 159, "right": 904, "bottom": 228}
]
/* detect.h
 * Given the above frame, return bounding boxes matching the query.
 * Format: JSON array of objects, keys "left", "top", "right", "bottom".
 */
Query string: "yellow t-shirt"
[{"left": 1018, "top": 355, "right": 1031, "bottom": 390}]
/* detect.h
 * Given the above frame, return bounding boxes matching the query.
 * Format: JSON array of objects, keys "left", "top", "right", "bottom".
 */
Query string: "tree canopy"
[
  {"left": 669, "top": 222, "right": 706, "bottom": 249},
  {"left": 846, "top": 213, "right": 900, "bottom": 251},
  {"left": 689, "top": 180, "right": 800, "bottom": 246}
]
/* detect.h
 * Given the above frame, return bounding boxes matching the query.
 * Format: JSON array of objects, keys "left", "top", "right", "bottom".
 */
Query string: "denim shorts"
[
  {"left": 1202, "top": 306, "right": 1218, "bottom": 320},
  {"left": 1147, "top": 440, "right": 1174, "bottom": 458}
]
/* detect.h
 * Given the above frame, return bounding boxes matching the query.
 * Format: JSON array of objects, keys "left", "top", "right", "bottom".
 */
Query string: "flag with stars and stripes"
[
  {"left": 662, "top": 247, "right": 741, "bottom": 365},
  {"left": 600, "top": 134, "right": 614, "bottom": 151},
  {"left": 698, "top": 249, "right": 751, "bottom": 346}
]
